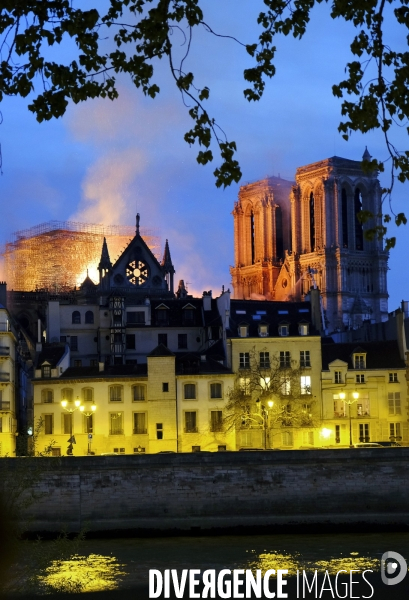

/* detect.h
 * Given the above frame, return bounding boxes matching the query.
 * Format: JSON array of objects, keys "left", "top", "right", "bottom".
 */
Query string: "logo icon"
[{"left": 381, "top": 551, "right": 407, "bottom": 586}]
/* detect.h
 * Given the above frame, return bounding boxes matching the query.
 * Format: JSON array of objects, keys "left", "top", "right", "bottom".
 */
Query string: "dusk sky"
[{"left": 0, "top": 1, "right": 408, "bottom": 309}]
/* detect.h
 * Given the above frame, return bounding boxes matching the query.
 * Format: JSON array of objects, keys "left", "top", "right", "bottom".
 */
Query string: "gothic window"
[
  {"left": 309, "top": 192, "right": 315, "bottom": 252},
  {"left": 341, "top": 188, "right": 349, "bottom": 248},
  {"left": 85, "top": 311, "right": 94, "bottom": 324},
  {"left": 250, "top": 211, "right": 255, "bottom": 264},
  {"left": 72, "top": 311, "right": 81, "bottom": 324},
  {"left": 276, "top": 206, "right": 284, "bottom": 259},
  {"left": 354, "top": 188, "right": 364, "bottom": 250}
]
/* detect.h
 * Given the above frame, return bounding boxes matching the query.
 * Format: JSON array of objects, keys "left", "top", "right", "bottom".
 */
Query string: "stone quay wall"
[{"left": 5, "top": 448, "right": 409, "bottom": 534}]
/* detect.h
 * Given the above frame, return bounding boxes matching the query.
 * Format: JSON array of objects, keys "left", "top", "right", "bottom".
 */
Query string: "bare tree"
[{"left": 224, "top": 347, "right": 319, "bottom": 449}]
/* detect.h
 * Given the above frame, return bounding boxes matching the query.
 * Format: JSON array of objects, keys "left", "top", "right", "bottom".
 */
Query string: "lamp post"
[
  {"left": 61, "top": 397, "right": 82, "bottom": 455},
  {"left": 254, "top": 399, "right": 274, "bottom": 449},
  {"left": 339, "top": 391, "right": 359, "bottom": 447},
  {"left": 80, "top": 403, "right": 97, "bottom": 454}
]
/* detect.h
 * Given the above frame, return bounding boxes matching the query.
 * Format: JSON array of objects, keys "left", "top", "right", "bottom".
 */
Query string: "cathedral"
[{"left": 230, "top": 152, "right": 389, "bottom": 334}]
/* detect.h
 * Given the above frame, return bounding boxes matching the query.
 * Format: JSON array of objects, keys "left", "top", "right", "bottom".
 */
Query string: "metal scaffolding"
[{"left": 2, "top": 221, "right": 160, "bottom": 292}]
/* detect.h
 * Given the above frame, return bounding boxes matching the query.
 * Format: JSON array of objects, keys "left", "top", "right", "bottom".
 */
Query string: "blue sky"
[{"left": 0, "top": 1, "right": 408, "bottom": 309}]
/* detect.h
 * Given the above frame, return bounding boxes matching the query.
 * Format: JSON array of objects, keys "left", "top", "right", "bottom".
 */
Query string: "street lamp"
[
  {"left": 61, "top": 396, "right": 82, "bottom": 455},
  {"left": 339, "top": 391, "right": 359, "bottom": 447},
  {"left": 80, "top": 403, "right": 97, "bottom": 454},
  {"left": 256, "top": 398, "right": 274, "bottom": 449}
]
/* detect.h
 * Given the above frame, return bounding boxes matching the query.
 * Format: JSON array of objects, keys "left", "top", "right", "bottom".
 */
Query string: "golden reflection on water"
[
  {"left": 38, "top": 553, "right": 126, "bottom": 593},
  {"left": 245, "top": 550, "right": 379, "bottom": 576}
]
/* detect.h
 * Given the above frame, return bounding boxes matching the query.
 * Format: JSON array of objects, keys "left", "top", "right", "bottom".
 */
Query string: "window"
[
  {"left": 356, "top": 374, "right": 365, "bottom": 383},
  {"left": 110, "top": 413, "right": 123, "bottom": 435},
  {"left": 334, "top": 371, "right": 342, "bottom": 384},
  {"left": 184, "top": 384, "right": 196, "bottom": 400},
  {"left": 51, "top": 448, "right": 61, "bottom": 457},
  {"left": 210, "top": 382, "right": 222, "bottom": 399},
  {"left": 192, "top": 446, "right": 201, "bottom": 452},
  {"left": 185, "top": 411, "right": 197, "bottom": 433},
  {"left": 239, "top": 353, "right": 250, "bottom": 369},
  {"left": 182, "top": 308, "right": 195, "bottom": 325},
  {"left": 279, "top": 324, "right": 289, "bottom": 337},
  {"left": 357, "top": 397, "right": 370, "bottom": 416},
  {"left": 41, "top": 389, "right": 53, "bottom": 403},
  {"left": 239, "top": 325, "right": 248, "bottom": 338},
  {"left": 90, "top": 359, "right": 98, "bottom": 367},
  {"left": 126, "top": 334, "right": 136, "bottom": 350},
  {"left": 109, "top": 385, "right": 123, "bottom": 402},
  {"left": 156, "top": 423, "right": 163, "bottom": 439},
  {"left": 156, "top": 309, "right": 169, "bottom": 326},
  {"left": 300, "top": 351, "right": 311, "bottom": 368},
  {"left": 61, "top": 388, "right": 73, "bottom": 402},
  {"left": 42, "top": 365, "right": 51, "bottom": 378},
  {"left": 298, "top": 323, "right": 309, "bottom": 336},
  {"left": 282, "top": 431, "right": 293, "bottom": 447},
  {"left": 333, "top": 396, "right": 346, "bottom": 418},
  {"left": 389, "top": 373, "right": 398, "bottom": 383},
  {"left": 60, "top": 336, "right": 67, "bottom": 343},
  {"left": 259, "top": 352, "right": 270, "bottom": 368},
  {"left": 178, "top": 334, "right": 188, "bottom": 349},
  {"left": 158, "top": 333, "right": 168, "bottom": 347},
  {"left": 70, "top": 336, "right": 78, "bottom": 351},
  {"left": 259, "top": 324, "right": 269, "bottom": 337},
  {"left": 74, "top": 360, "right": 82, "bottom": 367},
  {"left": 388, "top": 392, "right": 401, "bottom": 415},
  {"left": 210, "top": 411, "right": 223, "bottom": 432},
  {"left": 127, "top": 311, "right": 145, "bottom": 324},
  {"left": 239, "top": 377, "right": 250, "bottom": 395},
  {"left": 335, "top": 424, "right": 341, "bottom": 444},
  {"left": 72, "top": 311, "right": 81, "bottom": 324},
  {"left": 300, "top": 376, "right": 311, "bottom": 395},
  {"left": 84, "top": 414, "right": 93, "bottom": 434},
  {"left": 354, "top": 354, "right": 366, "bottom": 369},
  {"left": 359, "top": 423, "right": 370, "bottom": 442},
  {"left": 133, "top": 412, "right": 147, "bottom": 434},
  {"left": 162, "top": 382, "right": 169, "bottom": 392},
  {"left": 218, "top": 445, "right": 227, "bottom": 452},
  {"left": 82, "top": 388, "right": 93, "bottom": 402},
  {"left": 85, "top": 311, "right": 94, "bottom": 324},
  {"left": 44, "top": 414, "right": 53, "bottom": 435},
  {"left": 280, "top": 351, "right": 291, "bottom": 368},
  {"left": 132, "top": 385, "right": 146, "bottom": 401},
  {"left": 63, "top": 413, "right": 72, "bottom": 435},
  {"left": 280, "top": 376, "right": 291, "bottom": 395},
  {"left": 302, "top": 431, "right": 314, "bottom": 445},
  {"left": 390, "top": 423, "right": 402, "bottom": 441}
]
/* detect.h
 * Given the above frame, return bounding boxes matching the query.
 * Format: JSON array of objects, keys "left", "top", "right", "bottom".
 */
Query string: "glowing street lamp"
[
  {"left": 339, "top": 391, "right": 359, "bottom": 447},
  {"left": 80, "top": 403, "right": 97, "bottom": 455},
  {"left": 61, "top": 396, "right": 83, "bottom": 455}
]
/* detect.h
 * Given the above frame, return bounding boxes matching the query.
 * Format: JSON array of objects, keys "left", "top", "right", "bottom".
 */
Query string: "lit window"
[
  {"left": 259, "top": 324, "right": 269, "bottom": 337},
  {"left": 300, "top": 376, "right": 311, "bottom": 395},
  {"left": 110, "top": 413, "right": 123, "bottom": 435},
  {"left": 298, "top": 323, "right": 309, "bottom": 336},
  {"left": 239, "top": 325, "right": 248, "bottom": 338},
  {"left": 357, "top": 398, "right": 370, "bottom": 416},
  {"left": 333, "top": 396, "right": 346, "bottom": 418},
  {"left": 280, "top": 376, "right": 291, "bottom": 395},
  {"left": 239, "top": 377, "right": 250, "bottom": 395},
  {"left": 388, "top": 392, "right": 401, "bottom": 415}
]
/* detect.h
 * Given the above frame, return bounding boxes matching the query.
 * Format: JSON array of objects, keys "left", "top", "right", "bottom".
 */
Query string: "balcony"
[
  {"left": 0, "top": 401, "right": 11, "bottom": 411},
  {"left": 133, "top": 428, "right": 147, "bottom": 435},
  {"left": 0, "top": 347, "right": 10, "bottom": 357},
  {"left": 0, "top": 373, "right": 10, "bottom": 382}
]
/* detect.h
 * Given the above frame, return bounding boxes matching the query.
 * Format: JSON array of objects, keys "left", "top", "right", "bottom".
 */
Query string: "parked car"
[
  {"left": 372, "top": 441, "right": 401, "bottom": 447},
  {"left": 353, "top": 442, "right": 383, "bottom": 448}
]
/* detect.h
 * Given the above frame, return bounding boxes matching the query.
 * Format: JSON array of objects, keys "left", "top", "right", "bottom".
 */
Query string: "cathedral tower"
[{"left": 231, "top": 153, "right": 389, "bottom": 333}]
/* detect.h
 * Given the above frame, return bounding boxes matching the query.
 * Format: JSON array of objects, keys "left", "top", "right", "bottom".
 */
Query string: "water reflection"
[{"left": 38, "top": 553, "right": 126, "bottom": 593}]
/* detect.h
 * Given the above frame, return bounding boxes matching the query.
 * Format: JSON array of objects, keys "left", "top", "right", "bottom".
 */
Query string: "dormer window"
[
  {"left": 156, "top": 305, "right": 169, "bottom": 326},
  {"left": 298, "top": 323, "right": 309, "bottom": 336},
  {"left": 42, "top": 365, "right": 51, "bottom": 378},
  {"left": 279, "top": 323, "right": 289, "bottom": 337},
  {"left": 353, "top": 354, "right": 366, "bottom": 369},
  {"left": 182, "top": 305, "right": 196, "bottom": 325},
  {"left": 259, "top": 324, "right": 269, "bottom": 337},
  {"left": 238, "top": 324, "right": 249, "bottom": 338}
]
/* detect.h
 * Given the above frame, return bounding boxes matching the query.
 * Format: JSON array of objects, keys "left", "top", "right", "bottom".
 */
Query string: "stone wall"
[{"left": 6, "top": 448, "right": 409, "bottom": 534}]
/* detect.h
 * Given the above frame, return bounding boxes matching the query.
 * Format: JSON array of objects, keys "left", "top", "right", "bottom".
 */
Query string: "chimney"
[
  {"left": 0, "top": 282, "right": 6, "bottom": 308},
  {"left": 99, "top": 362, "right": 105, "bottom": 372},
  {"left": 202, "top": 290, "right": 212, "bottom": 311}
]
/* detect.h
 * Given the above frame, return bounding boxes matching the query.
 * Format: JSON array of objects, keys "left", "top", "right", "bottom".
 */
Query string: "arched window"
[
  {"left": 210, "top": 383, "right": 222, "bottom": 399},
  {"left": 309, "top": 192, "right": 315, "bottom": 251},
  {"left": 72, "top": 311, "right": 81, "bottom": 324},
  {"left": 341, "top": 188, "right": 348, "bottom": 248},
  {"left": 250, "top": 211, "right": 255, "bottom": 264},
  {"left": 61, "top": 388, "right": 73, "bottom": 402},
  {"left": 85, "top": 311, "right": 94, "bottom": 324},
  {"left": 354, "top": 188, "right": 364, "bottom": 250}
]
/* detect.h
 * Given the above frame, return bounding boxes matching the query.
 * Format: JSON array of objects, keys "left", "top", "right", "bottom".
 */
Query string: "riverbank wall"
[{"left": 5, "top": 448, "right": 409, "bottom": 534}]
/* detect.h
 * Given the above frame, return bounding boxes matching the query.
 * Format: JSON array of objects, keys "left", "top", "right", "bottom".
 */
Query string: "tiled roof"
[
  {"left": 175, "top": 352, "right": 232, "bottom": 375},
  {"left": 36, "top": 344, "right": 66, "bottom": 368},
  {"left": 322, "top": 340, "right": 405, "bottom": 369},
  {"left": 60, "top": 363, "right": 147, "bottom": 379}
]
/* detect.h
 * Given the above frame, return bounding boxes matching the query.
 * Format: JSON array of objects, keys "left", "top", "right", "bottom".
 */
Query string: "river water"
[{"left": 7, "top": 531, "right": 409, "bottom": 598}]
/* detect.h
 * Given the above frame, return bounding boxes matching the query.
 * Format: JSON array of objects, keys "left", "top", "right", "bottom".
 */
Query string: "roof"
[
  {"left": 175, "top": 353, "right": 232, "bottom": 375},
  {"left": 148, "top": 343, "right": 175, "bottom": 357},
  {"left": 36, "top": 344, "right": 66, "bottom": 368},
  {"left": 59, "top": 363, "right": 148, "bottom": 379},
  {"left": 227, "top": 299, "right": 319, "bottom": 338},
  {"left": 322, "top": 340, "right": 405, "bottom": 370}
]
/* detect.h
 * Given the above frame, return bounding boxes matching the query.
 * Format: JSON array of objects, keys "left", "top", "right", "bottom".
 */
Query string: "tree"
[
  {"left": 1, "top": 1, "right": 408, "bottom": 242},
  {"left": 224, "top": 348, "right": 320, "bottom": 449}
]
